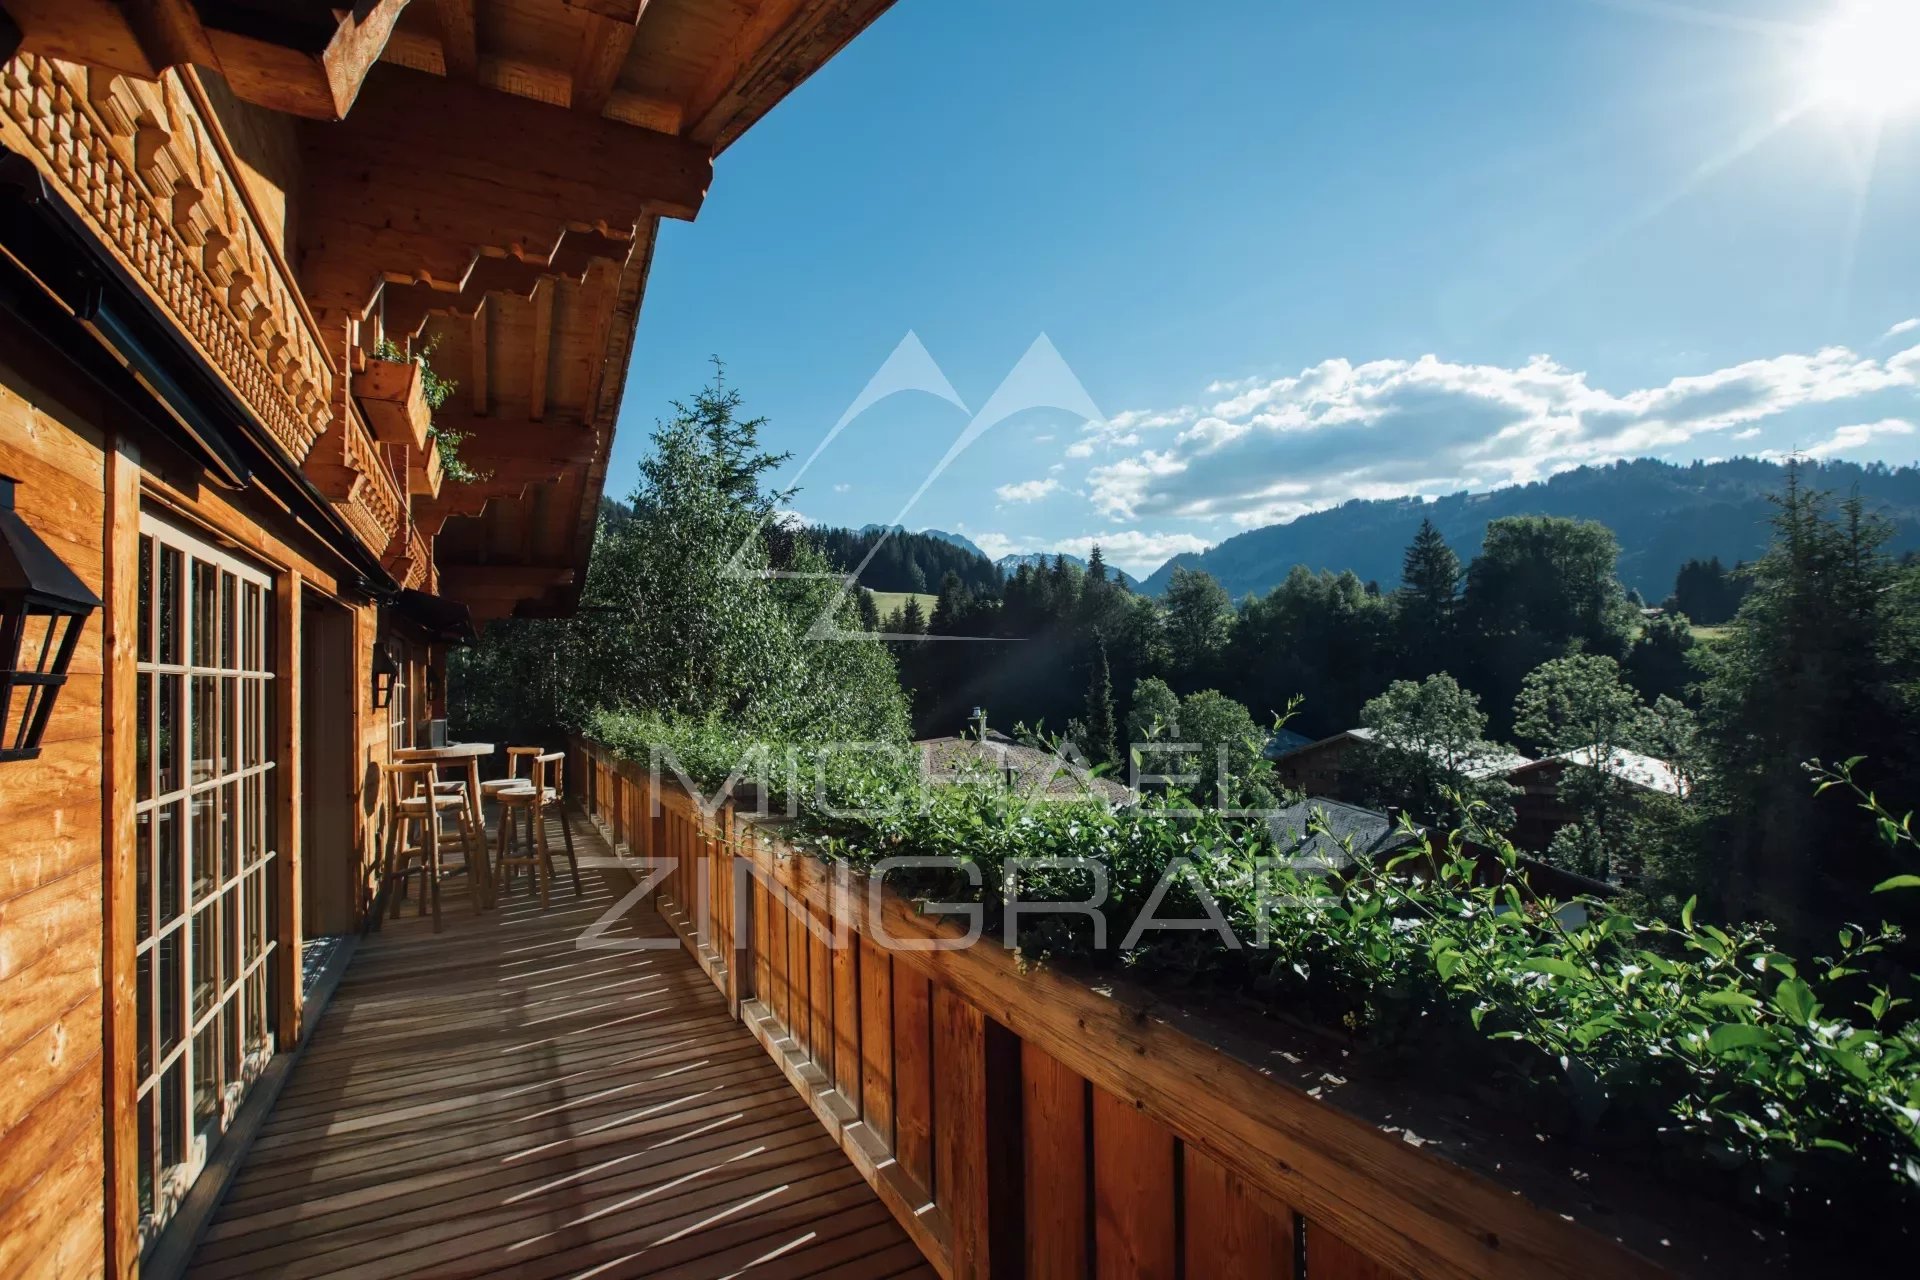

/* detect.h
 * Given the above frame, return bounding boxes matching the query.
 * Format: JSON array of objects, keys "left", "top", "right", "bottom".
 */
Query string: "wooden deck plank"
[{"left": 187, "top": 812, "right": 932, "bottom": 1279}]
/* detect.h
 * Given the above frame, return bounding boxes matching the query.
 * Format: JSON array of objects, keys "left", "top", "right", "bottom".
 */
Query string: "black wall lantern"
[
  {"left": 0, "top": 475, "right": 102, "bottom": 762},
  {"left": 371, "top": 638, "right": 399, "bottom": 710}
]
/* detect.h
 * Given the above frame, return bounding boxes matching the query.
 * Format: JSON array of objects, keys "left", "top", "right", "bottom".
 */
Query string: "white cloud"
[
  {"left": 1732, "top": 426, "right": 1762, "bottom": 439},
  {"left": 1799, "top": 418, "right": 1916, "bottom": 459},
  {"left": 1083, "top": 342, "right": 1920, "bottom": 524},
  {"left": 774, "top": 508, "right": 811, "bottom": 528},
  {"left": 965, "top": 530, "right": 1022, "bottom": 560},
  {"left": 1045, "top": 531, "right": 1214, "bottom": 577},
  {"left": 1884, "top": 318, "right": 1920, "bottom": 342},
  {"left": 994, "top": 477, "right": 1061, "bottom": 504},
  {"left": 832, "top": 482, "right": 852, "bottom": 493}
]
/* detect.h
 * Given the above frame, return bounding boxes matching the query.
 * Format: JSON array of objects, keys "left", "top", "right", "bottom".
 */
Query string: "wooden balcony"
[{"left": 186, "top": 811, "right": 932, "bottom": 1280}]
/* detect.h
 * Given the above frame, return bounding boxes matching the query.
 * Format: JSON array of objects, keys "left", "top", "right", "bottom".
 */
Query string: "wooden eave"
[{"left": 1, "top": 0, "right": 900, "bottom": 620}]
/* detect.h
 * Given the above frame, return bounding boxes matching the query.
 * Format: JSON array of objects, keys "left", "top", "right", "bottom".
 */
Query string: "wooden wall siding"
[
  {"left": 0, "top": 332, "right": 111, "bottom": 1279},
  {"left": 572, "top": 740, "right": 1677, "bottom": 1280}
]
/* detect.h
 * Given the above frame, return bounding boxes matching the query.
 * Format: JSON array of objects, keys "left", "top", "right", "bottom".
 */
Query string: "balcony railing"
[{"left": 570, "top": 736, "right": 1673, "bottom": 1280}]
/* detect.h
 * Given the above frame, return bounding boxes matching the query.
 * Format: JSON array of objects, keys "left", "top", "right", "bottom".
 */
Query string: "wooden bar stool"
[
  {"left": 493, "top": 751, "right": 582, "bottom": 908},
  {"left": 382, "top": 760, "right": 484, "bottom": 932},
  {"left": 480, "top": 746, "right": 542, "bottom": 806}
]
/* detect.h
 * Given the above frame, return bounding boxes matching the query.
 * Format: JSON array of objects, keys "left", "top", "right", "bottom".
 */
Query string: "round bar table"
[{"left": 395, "top": 742, "right": 495, "bottom": 908}]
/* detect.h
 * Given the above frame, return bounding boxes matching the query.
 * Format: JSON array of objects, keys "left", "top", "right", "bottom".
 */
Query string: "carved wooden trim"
[{"left": 0, "top": 54, "right": 335, "bottom": 462}]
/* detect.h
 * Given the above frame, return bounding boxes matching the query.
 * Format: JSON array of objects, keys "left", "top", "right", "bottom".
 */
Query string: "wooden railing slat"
[
  {"left": 1021, "top": 1039, "right": 1090, "bottom": 1278},
  {"left": 1184, "top": 1142, "right": 1298, "bottom": 1280},
  {"left": 1091, "top": 1083, "right": 1179, "bottom": 1280},
  {"left": 858, "top": 934, "right": 895, "bottom": 1151}
]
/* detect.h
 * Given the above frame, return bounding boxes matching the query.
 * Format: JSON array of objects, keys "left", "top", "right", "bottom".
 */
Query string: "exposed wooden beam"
[
  {"left": 469, "top": 304, "right": 489, "bottom": 415},
  {"left": 438, "top": 564, "right": 576, "bottom": 599},
  {"left": 683, "top": 0, "right": 896, "bottom": 150},
  {"left": 378, "top": 231, "right": 630, "bottom": 337},
  {"left": 563, "top": 0, "right": 650, "bottom": 20},
  {"left": 431, "top": 0, "right": 476, "bottom": 79},
  {"left": 125, "top": 0, "right": 217, "bottom": 70},
  {"left": 201, "top": 0, "right": 414, "bottom": 119},
  {"left": 529, "top": 277, "right": 554, "bottom": 422},
  {"left": 381, "top": 30, "right": 685, "bottom": 132},
  {"left": 569, "top": 10, "right": 641, "bottom": 117},
  {"left": 685, "top": 0, "right": 815, "bottom": 144},
  {"left": 299, "top": 62, "right": 707, "bottom": 315}
]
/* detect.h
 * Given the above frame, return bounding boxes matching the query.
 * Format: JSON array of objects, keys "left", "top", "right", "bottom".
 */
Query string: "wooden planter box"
[
  {"left": 411, "top": 434, "right": 445, "bottom": 498},
  {"left": 355, "top": 356, "right": 431, "bottom": 454},
  {"left": 567, "top": 738, "right": 1719, "bottom": 1280}
]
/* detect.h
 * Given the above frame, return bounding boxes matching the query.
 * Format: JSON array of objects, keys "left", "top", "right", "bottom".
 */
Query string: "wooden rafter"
[
  {"left": 431, "top": 0, "right": 477, "bottom": 79},
  {"left": 298, "top": 62, "right": 707, "bottom": 316},
  {"left": 469, "top": 305, "right": 488, "bottom": 415},
  {"left": 6, "top": 0, "right": 415, "bottom": 119},
  {"left": 567, "top": 0, "right": 649, "bottom": 116},
  {"left": 528, "top": 278, "right": 554, "bottom": 422}
]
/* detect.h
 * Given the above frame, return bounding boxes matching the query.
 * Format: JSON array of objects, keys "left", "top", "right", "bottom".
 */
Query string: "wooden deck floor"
[{"left": 188, "top": 811, "right": 934, "bottom": 1280}]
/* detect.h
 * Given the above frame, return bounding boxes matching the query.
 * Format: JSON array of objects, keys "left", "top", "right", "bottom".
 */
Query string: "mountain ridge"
[{"left": 1135, "top": 457, "right": 1920, "bottom": 598}]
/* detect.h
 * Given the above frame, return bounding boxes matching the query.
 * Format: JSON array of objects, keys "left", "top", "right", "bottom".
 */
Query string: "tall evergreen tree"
[
  {"left": 900, "top": 596, "right": 928, "bottom": 636},
  {"left": 1084, "top": 635, "right": 1119, "bottom": 768},
  {"left": 1701, "top": 469, "right": 1919, "bottom": 934},
  {"left": 1087, "top": 544, "right": 1108, "bottom": 583},
  {"left": 1396, "top": 517, "right": 1462, "bottom": 671}
]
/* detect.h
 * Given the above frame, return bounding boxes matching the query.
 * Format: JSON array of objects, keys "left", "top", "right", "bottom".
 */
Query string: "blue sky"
[{"left": 610, "top": 0, "right": 1920, "bottom": 576}]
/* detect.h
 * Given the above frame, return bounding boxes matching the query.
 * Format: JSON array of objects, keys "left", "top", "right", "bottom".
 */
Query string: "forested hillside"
[
  {"left": 814, "top": 524, "right": 1003, "bottom": 594},
  {"left": 997, "top": 550, "right": 1142, "bottom": 590},
  {"left": 1140, "top": 457, "right": 1920, "bottom": 598}
]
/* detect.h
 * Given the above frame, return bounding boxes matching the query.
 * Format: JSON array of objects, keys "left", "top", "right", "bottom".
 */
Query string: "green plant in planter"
[{"left": 373, "top": 338, "right": 488, "bottom": 484}]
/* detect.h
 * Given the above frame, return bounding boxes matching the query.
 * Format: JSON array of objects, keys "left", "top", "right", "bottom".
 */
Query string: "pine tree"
[
  {"left": 1087, "top": 544, "right": 1108, "bottom": 583},
  {"left": 1084, "top": 634, "right": 1119, "bottom": 768},
  {"left": 856, "top": 588, "right": 881, "bottom": 633},
  {"left": 932, "top": 571, "right": 973, "bottom": 634},
  {"left": 1397, "top": 518, "right": 1461, "bottom": 642},
  {"left": 901, "top": 597, "right": 928, "bottom": 635}
]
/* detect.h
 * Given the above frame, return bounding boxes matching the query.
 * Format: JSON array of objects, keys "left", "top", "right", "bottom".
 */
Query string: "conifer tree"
[
  {"left": 1084, "top": 635, "right": 1119, "bottom": 768},
  {"left": 901, "top": 596, "right": 928, "bottom": 635},
  {"left": 1397, "top": 517, "right": 1462, "bottom": 659}
]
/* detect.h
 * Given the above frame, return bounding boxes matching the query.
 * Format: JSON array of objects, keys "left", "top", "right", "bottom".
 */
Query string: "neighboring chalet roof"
[
  {"left": 1282, "top": 728, "right": 1533, "bottom": 781},
  {"left": 1262, "top": 727, "right": 1316, "bottom": 760},
  {"left": 916, "top": 731, "right": 1136, "bottom": 806},
  {"left": 1267, "top": 798, "right": 1424, "bottom": 874},
  {"left": 1515, "top": 746, "right": 1687, "bottom": 796}
]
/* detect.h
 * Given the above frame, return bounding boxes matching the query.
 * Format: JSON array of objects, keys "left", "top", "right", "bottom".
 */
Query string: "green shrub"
[{"left": 590, "top": 713, "right": 1920, "bottom": 1225}]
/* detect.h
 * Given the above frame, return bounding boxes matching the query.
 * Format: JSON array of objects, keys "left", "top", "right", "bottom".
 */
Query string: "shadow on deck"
[{"left": 187, "top": 810, "right": 934, "bottom": 1280}]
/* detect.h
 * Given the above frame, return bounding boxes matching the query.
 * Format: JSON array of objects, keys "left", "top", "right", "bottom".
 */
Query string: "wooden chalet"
[
  {"left": 0, "top": 2, "right": 897, "bottom": 1274},
  {"left": 0, "top": 5, "right": 1742, "bottom": 1279}
]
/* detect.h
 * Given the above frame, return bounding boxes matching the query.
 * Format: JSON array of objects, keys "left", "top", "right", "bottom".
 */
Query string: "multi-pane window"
[{"left": 133, "top": 513, "right": 277, "bottom": 1248}]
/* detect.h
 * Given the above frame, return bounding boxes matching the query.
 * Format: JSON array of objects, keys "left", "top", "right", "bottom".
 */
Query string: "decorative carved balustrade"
[{"left": 0, "top": 55, "right": 334, "bottom": 463}]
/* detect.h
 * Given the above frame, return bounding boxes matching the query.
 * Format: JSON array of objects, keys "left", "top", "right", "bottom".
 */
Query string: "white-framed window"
[
  {"left": 133, "top": 512, "right": 277, "bottom": 1249},
  {"left": 387, "top": 637, "right": 410, "bottom": 753}
]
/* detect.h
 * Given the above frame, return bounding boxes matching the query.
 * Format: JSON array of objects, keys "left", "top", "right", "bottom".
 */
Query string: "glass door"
[{"left": 133, "top": 512, "right": 278, "bottom": 1249}]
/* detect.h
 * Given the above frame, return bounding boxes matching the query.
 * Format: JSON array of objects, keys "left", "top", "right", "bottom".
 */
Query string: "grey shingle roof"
[{"left": 1266, "top": 797, "right": 1424, "bottom": 874}]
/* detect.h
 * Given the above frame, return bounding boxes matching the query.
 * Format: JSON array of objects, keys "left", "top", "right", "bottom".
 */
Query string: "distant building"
[
  {"left": 915, "top": 729, "right": 1137, "bottom": 806},
  {"left": 1269, "top": 727, "right": 1533, "bottom": 803},
  {"left": 1267, "top": 798, "right": 1426, "bottom": 876},
  {"left": 1262, "top": 727, "right": 1316, "bottom": 761},
  {"left": 1508, "top": 746, "right": 1686, "bottom": 852}
]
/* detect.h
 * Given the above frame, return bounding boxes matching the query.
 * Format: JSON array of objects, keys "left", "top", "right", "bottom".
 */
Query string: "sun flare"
[{"left": 1806, "top": 1, "right": 1920, "bottom": 117}]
